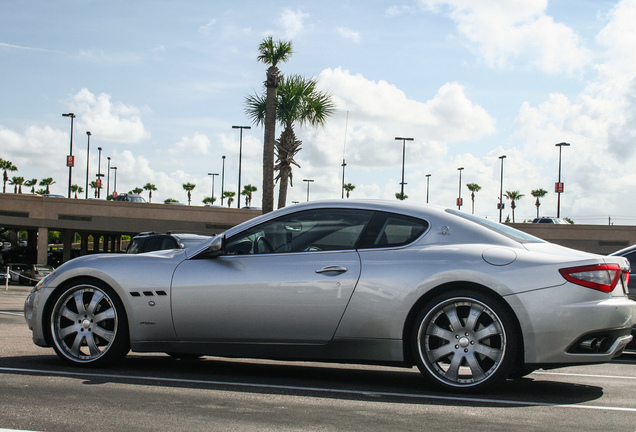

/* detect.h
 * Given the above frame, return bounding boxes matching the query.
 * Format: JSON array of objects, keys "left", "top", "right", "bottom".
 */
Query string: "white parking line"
[
  {"left": 0, "top": 311, "right": 23, "bottom": 316},
  {"left": 1, "top": 366, "right": 636, "bottom": 413},
  {"left": 534, "top": 371, "right": 636, "bottom": 380}
]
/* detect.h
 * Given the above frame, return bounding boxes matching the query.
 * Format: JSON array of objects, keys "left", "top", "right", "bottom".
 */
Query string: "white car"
[{"left": 24, "top": 200, "right": 635, "bottom": 392}]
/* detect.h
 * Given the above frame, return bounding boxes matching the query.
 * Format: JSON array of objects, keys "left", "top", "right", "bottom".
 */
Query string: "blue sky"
[{"left": 2, "top": 0, "right": 635, "bottom": 224}]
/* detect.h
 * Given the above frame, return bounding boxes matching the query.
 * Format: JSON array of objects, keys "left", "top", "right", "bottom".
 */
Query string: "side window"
[
  {"left": 142, "top": 237, "right": 163, "bottom": 252},
  {"left": 358, "top": 212, "right": 428, "bottom": 249},
  {"left": 225, "top": 209, "right": 374, "bottom": 255}
]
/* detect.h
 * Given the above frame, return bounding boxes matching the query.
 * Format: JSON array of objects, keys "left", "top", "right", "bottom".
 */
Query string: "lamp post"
[
  {"left": 110, "top": 166, "right": 117, "bottom": 197},
  {"left": 96, "top": 147, "right": 103, "bottom": 198},
  {"left": 232, "top": 125, "right": 251, "bottom": 208},
  {"left": 555, "top": 142, "right": 570, "bottom": 218},
  {"left": 341, "top": 159, "right": 347, "bottom": 199},
  {"left": 457, "top": 167, "right": 464, "bottom": 210},
  {"left": 208, "top": 173, "right": 219, "bottom": 203},
  {"left": 498, "top": 155, "right": 506, "bottom": 223},
  {"left": 62, "top": 113, "right": 76, "bottom": 198},
  {"left": 221, "top": 155, "right": 226, "bottom": 206},
  {"left": 303, "top": 179, "right": 314, "bottom": 202},
  {"left": 426, "top": 174, "right": 431, "bottom": 203},
  {"left": 395, "top": 137, "right": 414, "bottom": 199},
  {"left": 106, "top": 157, "right": 111, "bottom": 198},
  {"left": 85, "top": 131, "right": 91, "bottom": 199}
]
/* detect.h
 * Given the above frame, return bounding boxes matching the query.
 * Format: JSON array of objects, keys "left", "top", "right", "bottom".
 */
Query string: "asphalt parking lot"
[{"left": 2, "top": 284, "right": 636, "bottom": 432}]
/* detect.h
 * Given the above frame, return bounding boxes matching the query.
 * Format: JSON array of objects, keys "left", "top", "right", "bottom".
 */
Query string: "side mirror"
[{"left": 206, "top": 234, "right": 226, "bottom": 257}]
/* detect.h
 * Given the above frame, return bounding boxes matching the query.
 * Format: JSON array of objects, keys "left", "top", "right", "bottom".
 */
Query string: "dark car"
[
  {"left": 113, "top": 193, "right": 146, "bottom": 203},
  {"left": 126, "top": 232, "right": 211, "bottom": 254}
]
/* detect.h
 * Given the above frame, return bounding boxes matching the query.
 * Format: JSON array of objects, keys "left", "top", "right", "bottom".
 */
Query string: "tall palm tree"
[
  {"left": 223, "top": 191, "right": 235, "bottom": 208},
  {"left": 143, "top": 183, "right": 157, "bottom": 203},
  {"left": 182, "top": 182, "right": 196, "bottom": 206},
  {"left": 531, "top": 188, "right": 548, "bottom": 218},
  {"left": 256, "top": 36, "right": 293, "bottom": 214},
  {"left": 395, "top": 192, "right": 408, "bottom": 200},
  {"left": 202, "top": 196, "right": 216, "bottom": 206},
  {"left": 89, "top": 180, "right": 98, "bottom": 197},
  {"left": 466, "top": 183, "right": 481, "bottom": 214},
  {"left": 241, "top": 184, "right": 258, "bottom": 207},
  {"left": 1, "top": 159, "right": 18, "bottom": 193},
  {"left": 504, "top": 190, "right": 524, "bottom": 223},
  {"left": 10, "top": 176, "right": 24, "bottom": 193},
  {"left": 24, "top": 178, "right": 37, "bottom": 194},
  {"left": 71, "top": 184, "right": 83, "bottom": 199},
  {"left": 131, "top": 187, "right": 144, "bottom": 195},
  {"left": 246, "top": 74, "right": 335, "bottom": 209},
  {"left": 344, "top": 183, "right": 355, "bottom": 198},
  {"left": 39, "top": 177, "right": 56, "bottom": 194}
]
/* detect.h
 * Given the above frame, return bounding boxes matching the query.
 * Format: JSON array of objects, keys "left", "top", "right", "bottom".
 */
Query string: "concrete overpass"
[
  {"left": 0, "top": 193, "right": 261, "bottom": 264},
  {"left": 2, "top": 193, "right": 635, "bottom": 265}
]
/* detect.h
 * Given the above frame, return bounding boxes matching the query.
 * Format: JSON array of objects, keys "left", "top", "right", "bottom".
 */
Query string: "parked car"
[
  {"left": 126, "top": 232, "right": 211, "bottom": 254},
  {"left": 24, "top": 200, "right": 635, "bottom": 393},
  {"left": 609, "top": 244, "right": 636, "bottom": 347},
  {"left": 21, "top": 264, "right": 55, "bottom": 286},
  {"left": 532, "top": 217, "right": 569, "bottom": 224},
  {"left": 113, "top": 193, "right": 146, "bottom": 203},
  {"left": 6, "top": 263, "right": 29, "bottom": 284}
]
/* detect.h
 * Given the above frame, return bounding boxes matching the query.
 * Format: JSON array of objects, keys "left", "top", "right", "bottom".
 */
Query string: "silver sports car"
[{"left": 24, "top": 200, "right": 635, "bottom": 392}]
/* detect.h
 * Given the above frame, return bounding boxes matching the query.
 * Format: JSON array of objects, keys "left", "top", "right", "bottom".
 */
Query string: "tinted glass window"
[
  {"left": 358, "top": 212, "right": 428, "bottom": 249},
  {"left": 226, "top": 209, "right": 374, "bottom": 255}
]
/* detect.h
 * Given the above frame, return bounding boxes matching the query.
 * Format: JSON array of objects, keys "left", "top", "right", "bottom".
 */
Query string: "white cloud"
[
  {"left": 169, "top": 133, "right": 211, "bottom": 155},
  {"left": 199, "top": 18, "right": 217, "bottom": 35},
  {"left": 69, "top": 89, "right": 150, "bottom": 144},
  {"left": 277, "top": 8, "right": 310, "bottom": 39},
  {"left": 336, "top": 27, "right": 361, "bottom": 43},
  {"left": 417, "top": 0, "right": 591, "bottom": 74}
]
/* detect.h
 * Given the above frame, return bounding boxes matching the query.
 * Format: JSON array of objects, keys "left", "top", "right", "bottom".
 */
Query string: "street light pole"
[
  {"left": 555, "top": 142, "right": 570, "bottom": 218},
  {"left": 208, "top": 173, "right": 219, "bottom": 203},
  {"left": 85, "top": 131, "right": 91, "bottom": 199},
  {"left": 498, "top": 155, "right": 506, "bottom": 223},
  {"left": 303, "top": 179, "right": 314, "bottom": 202},
  {"left": 457, "top": 167, "right": 464, "bottom": 210},
  {"left": 221, "top": 155, "right": 226, "bottom": 206},
  {"left": 232, "top": 125, "right": 251, "bottom": 208},
  {"left": 96, "top": 147, "right": 103, "bottom": 198},
  {"left": 106, "top": 157, "right": 111, "bottom": 198},
  {"left": 395, "top": 137, "right": 414, "bottom": 199},
  {"left": 111, "top": 166, "right": 117, "bottom": 197},
  {"left": 62, "top": 113, "right": 76, "bottom": 198},
  {"left": 426, "top": 174, "right": 431, "bottom": 203}
]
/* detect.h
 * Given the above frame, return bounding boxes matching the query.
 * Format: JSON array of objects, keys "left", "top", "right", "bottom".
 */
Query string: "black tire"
[
  {"left": 411, "top": 289, "right": 520, "bottom": 393},
  {"left": 49, "top": 279, "right": 130, "bottom": 367}
]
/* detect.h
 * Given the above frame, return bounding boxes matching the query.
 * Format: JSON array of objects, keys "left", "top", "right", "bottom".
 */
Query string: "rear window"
[
  {"left": 447, "top": 210, "right": 543, "bottom": 243},
  {"left": 358, "top": 212, "right": 428, "bottom": 249}
]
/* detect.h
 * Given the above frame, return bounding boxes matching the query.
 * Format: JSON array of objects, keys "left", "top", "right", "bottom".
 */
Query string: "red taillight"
[{"left": 559, "top": 264, "right": 623, "bottom": 293}]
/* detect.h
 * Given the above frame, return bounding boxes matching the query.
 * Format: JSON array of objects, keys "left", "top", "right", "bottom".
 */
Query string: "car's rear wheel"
[
  {"left": 412, "top": 289, "right": 520, "bottom": 393},
  {"left": 49, "top": 279, "right": 129, "bottom": 367}
]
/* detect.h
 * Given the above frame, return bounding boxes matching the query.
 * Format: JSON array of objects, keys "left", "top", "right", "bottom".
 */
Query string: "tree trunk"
[{"left": 262, "top": 66, "right": 280, "bottom": 214}]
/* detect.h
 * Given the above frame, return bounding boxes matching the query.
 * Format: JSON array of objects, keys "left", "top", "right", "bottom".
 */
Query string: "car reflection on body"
[{"left": 24, "top": 200, "right": 635, "bottom": 393}]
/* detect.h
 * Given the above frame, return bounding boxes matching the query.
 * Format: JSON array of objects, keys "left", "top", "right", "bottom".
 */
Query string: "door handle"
[{"left": 315, "top": 265, "right": 348, "bottom": 274}]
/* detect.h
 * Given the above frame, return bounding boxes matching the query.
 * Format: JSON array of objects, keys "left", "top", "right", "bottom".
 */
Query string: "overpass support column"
[
  {"left": 93, "top": 233, "right": 101, "bottom": 253},
  {"left": 62, "top": 230, "right": 73, "bottom": 263},
  {"left": 80, "top": 233, "right": 89, "bottom": 256},
  {"left": 37, "top": 227, "right": 48, "bottom": 265}
]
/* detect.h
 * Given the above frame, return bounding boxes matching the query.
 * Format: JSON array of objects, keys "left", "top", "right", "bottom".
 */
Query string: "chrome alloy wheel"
[
  {"left": 50, "top": 283, "right": 125, "bottom": 365},
  {"left": 415, "top": 295, "right": 511, "bottom": 391}
]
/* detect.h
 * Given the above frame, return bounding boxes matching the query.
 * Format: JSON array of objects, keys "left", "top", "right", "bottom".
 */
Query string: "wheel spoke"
[
  {"left": 84, "top": 333, "right": 102, "bottom": 357},
  {"left": 465, "top": 353, "right": 487, "bottom": 381},
  {"left": 474, "top": 322, "right": 501, "bottom": 341},
  {"left": 59, "top": 305, "right": 79, "bottom": 323},
  {"left": 464, "top": 304, "right": 484, "bottom": 331},
  {"left": 426, "top": 323, "right": 455, "bottom": 342},
  {"left": 428, "top": 343, "right": 455, "bottom": 363},
  {"left": 94, "top": 308, "right": 116, "bottom": 324},
  {"left": 73, "top": 291, "right": 87, "bottom": 315},
  {"left": 443, "top": 305, "right": 464, "bottom": 332},
  {"left": 444, "top": 353, "right": 463, "bottom": 381},
  {"left": 58, "top": 323, "right": 79, "bottom": 340},
  {"left": 93, "top": 326, "right": 115, "bottom": 343},
  {"left": 69, "top": 333, "right": 85, "bottom": 357},
  {"left": 86, "top": 291, "right": 105, "bottom": 315},
  {"left": 474, "top": 343, "right": 503, "bottom": 362}
]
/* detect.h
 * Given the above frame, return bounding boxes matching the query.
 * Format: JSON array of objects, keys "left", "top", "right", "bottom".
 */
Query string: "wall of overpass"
[
  {"left": 0, "top": 193, "right": 261, "bottom": 264},
  {"left": 2, "top": 193, "right": 635, "bottom": 265}
]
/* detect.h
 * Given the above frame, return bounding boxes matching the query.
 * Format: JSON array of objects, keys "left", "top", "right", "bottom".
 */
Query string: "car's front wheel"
[
  {"left": 49, "top": 279, "right": 129, "bottom": 367},
  {"left": 412, "top": 289, "right": 520, "bottom": 393}
]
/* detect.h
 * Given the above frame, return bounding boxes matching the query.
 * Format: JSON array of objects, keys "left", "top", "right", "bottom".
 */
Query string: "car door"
[{"left": 171, "top": 208, "right": 374, "bottom": 343}]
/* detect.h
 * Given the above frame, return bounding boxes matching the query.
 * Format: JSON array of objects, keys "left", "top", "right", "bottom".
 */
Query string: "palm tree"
[
  {"left": 182, "top": 182, "right": 196, "bottom": 206},
  {"left": 255, "top": 36, "right": 293, "bottom": 214},
  {"left": 24, "top": 179, "right": 37, "bottom": 194},
  {"left": 10, "top": 176, "right": 24, "bottom": 193},
  {"left": 223, "top": 191, "right": 235, "bottom": 208},
  {"left": 531, "top": 188, "right": 548, "bottom": 218},
  {"left": 143, "top": 183, "right": 157, "bottom": 203},
  {"left": 504, "top": 190, "right": 524, "bottom": 223},
  {"left": 131, "top": 187, "right": 144, "bottom": 195},
  {"left": 164, "top": 198, "right": 179, "bottom": 203},
  {"left": 39, "top": 177, "right": 56, "bottom": 194},
  {"left": 89, "top": 180, "right": 98, "bottom": 197},
  {"left": 344, "top": 183, "right": 355, "bottom": 198},
  {"left": 71, "top": 184, "right": 83, "bottom": 199},
  {"left": 466, "top": 183, "right": 481, "bottom": 214},
  {"left": 241, "top": 184, "right": 258, "bottom": 207},
  {"left": 395, "top": 192, "right": 408, "bottom": 200},
  {"left": 202, "top": 196, "right": 216, "bottom": 206},
  {"left": 35, "top": 188, "right": 47, "bottom": 195},
  {"left": 0, "top": 158, "right": 18, "bottom": 193},
  {"left": 246, "top": 74, "right": 335, "bottom": 209}
]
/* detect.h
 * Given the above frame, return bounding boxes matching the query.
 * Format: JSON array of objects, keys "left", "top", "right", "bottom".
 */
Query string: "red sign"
[
  {"left": 456, "top": 198, "right": 463, "bottom": 206},
  {"left": 66, "top": 155, "right": 75, "bottom": 167},
  {"left": 112, "top": 192, "right": 118, "bottom": 198},
  {"left": 555, "top": 182, "right": 564, "bottom": 193},
  {"left": 96, "top": 179, "right": 103, "bottom": 188}
]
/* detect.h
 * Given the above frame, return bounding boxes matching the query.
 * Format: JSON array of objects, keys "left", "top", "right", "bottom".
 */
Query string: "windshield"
[{"left": 447, "top": 209, "right": 544, "bottom": 243}]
